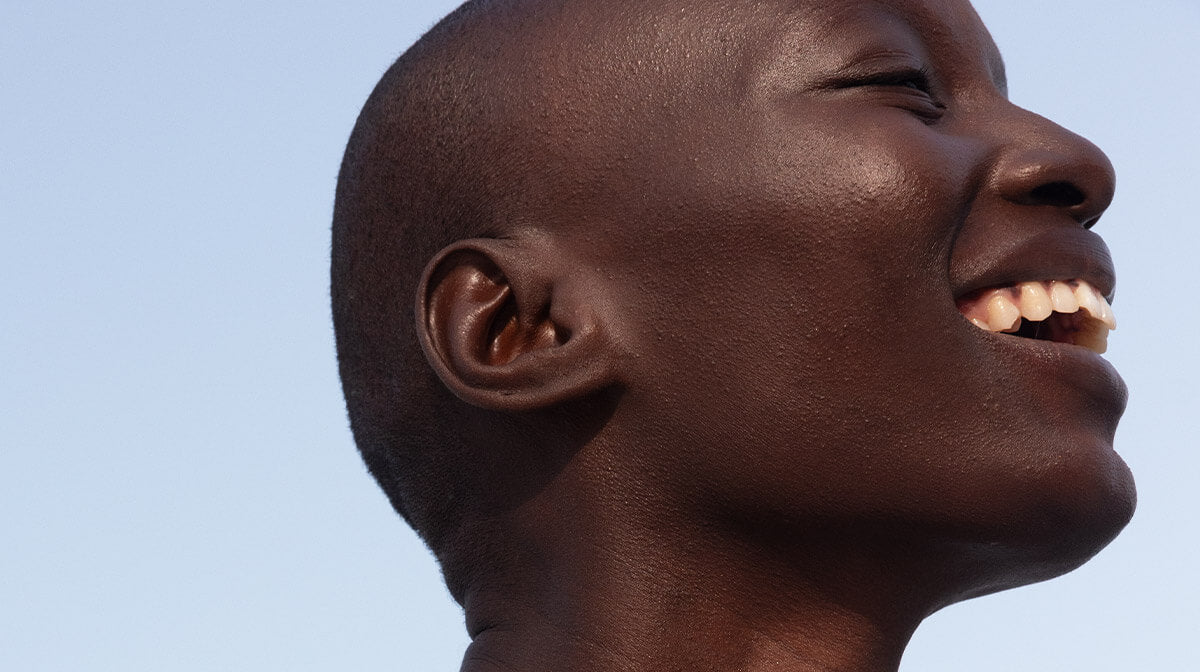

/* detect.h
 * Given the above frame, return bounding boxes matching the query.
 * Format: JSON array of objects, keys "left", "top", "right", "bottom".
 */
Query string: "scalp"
[
  {"left": 331, "top": 0, "right": 625, "bottom": 579},
  {"left": 332, "top": 0, "right": 512, "bottom": 552}
]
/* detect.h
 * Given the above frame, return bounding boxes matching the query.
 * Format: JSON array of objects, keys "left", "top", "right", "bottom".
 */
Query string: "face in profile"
[
  {"left": 543, "top": 0, "right": 1133, "bottom": 589},
  {"left": 336, "top": 0, "right": 1137, "bottom": 647}
]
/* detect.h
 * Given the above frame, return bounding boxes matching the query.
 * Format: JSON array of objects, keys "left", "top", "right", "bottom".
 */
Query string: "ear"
[{"left": 415, "top": 238, "right": 616, "bottom": 411}]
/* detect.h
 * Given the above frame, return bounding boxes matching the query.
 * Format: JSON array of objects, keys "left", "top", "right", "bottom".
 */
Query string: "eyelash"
[
  {"left": 842, "top": 66, "right": 946, "bottom": 121},
  {"left": 854, "top": 67, "right": 935, "bottom": 94}
]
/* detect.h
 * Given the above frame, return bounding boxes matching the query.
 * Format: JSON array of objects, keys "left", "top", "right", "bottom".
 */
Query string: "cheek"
[
  {"left": 617, "top": 119, "right": 979, "bottom": 453},
  {"left": 707, "top": 120, "right": 971, "bottom": 349},
  {"left": 685, "top": 111, "right": 976, "bottom": 294},
  {"left": 781, "top": 119, "right": 971, "bottom": 257},
  {"left": 618, "top": 111, "right": 979, "bottom": 388}
]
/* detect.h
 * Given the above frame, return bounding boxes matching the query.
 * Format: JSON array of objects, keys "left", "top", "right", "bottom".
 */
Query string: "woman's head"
[{"left": 332, "top": 0, "right": 1133, "bottom": 614}]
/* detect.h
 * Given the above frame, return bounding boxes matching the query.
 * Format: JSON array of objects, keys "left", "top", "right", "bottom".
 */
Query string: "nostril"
[{"left": 1030, "top": 181, "right": 1086, "bottom": 208}]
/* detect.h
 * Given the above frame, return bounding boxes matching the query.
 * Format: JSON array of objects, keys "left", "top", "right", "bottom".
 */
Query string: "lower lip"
[{"left": 984, "top": 330, "right": 1127, "bottom": 414}]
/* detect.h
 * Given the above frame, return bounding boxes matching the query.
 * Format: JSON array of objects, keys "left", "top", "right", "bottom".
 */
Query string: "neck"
[
  {"left": 461, "top": 594, "right": 915, "bottom": 672},
  {"left": 455, "top": 513, "right": 931, "bottom": 672}
]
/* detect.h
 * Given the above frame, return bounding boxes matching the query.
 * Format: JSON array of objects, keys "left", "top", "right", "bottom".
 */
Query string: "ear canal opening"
[{"left": 483, "top": 287, "right": 565, "bottom": 367}]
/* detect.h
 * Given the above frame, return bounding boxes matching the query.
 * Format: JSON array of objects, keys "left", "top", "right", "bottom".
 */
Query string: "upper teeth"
[{"left": 957, "top": 280, "right": 1116, "bottom": 353}]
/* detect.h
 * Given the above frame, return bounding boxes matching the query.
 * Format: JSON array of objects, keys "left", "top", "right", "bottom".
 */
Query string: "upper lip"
[{"left": 949, "top": 227, "right": 1116, "bottom": 303}]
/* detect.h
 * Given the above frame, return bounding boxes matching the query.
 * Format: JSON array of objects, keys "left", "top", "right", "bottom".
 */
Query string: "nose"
[{"left": 988, "top": 107, "right": 1116, "bottom": 229}]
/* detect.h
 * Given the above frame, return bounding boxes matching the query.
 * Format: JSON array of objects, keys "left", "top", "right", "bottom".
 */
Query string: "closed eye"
[
  {"left": 846, "top": 67, "right": 935, "bottom": 95},
  {"left": 830, "top": 66, "right": 946, "bottom": 122}
]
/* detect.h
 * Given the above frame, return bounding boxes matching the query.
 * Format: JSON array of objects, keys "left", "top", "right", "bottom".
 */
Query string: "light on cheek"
[{"left": 849, "top": 150, "right": 917, "bottom": 202}]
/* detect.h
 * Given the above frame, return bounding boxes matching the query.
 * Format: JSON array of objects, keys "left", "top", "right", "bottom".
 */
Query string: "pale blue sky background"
[{"left": 2, "top": 1, "right": 1196, "bottom": 670}]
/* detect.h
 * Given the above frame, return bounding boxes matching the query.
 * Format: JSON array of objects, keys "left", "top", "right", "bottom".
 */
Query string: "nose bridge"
[{"left": 985, "top": 101, "right": 1116, "bottom": 227}]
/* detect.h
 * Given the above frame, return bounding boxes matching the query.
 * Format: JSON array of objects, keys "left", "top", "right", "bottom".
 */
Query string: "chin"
[
  {"left": 948, "top": 435, "right": 1136, "bottom": 600},
  {"left": 1032, "top": 447, "right": 1134, "bottom": 565}
]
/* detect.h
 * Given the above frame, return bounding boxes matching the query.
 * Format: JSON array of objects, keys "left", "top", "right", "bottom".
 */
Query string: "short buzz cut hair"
[
  {"left": 334, "top": 0, "right": 664, "bottom": 597},
  {"left": 331, "top": 0, "right": 508, "bottom": 574}
]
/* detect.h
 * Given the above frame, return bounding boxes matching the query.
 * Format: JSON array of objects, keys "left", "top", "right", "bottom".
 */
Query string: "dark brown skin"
[{"left": 335, "top": 0, "right": 1135, "bottom": 670}]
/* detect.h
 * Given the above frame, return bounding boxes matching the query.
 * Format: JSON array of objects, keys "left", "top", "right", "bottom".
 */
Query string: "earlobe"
[{"left": 416, "top": 239, "right": 615, "bottom": 411}]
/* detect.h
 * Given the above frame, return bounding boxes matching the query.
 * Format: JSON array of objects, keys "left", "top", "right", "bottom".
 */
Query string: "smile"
[{"left": 956, "top": 280, "right": 1116, "bottom": 354}]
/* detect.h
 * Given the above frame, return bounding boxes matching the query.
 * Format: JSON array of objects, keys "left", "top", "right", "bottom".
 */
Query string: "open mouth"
[{"left": 956, "top": 280, "right": 1116, "bottom": 354}]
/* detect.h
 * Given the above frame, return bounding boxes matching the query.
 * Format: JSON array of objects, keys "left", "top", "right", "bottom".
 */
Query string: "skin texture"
[{"left": 331, "top": 0, "right": 1136, "bottom": 670}]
